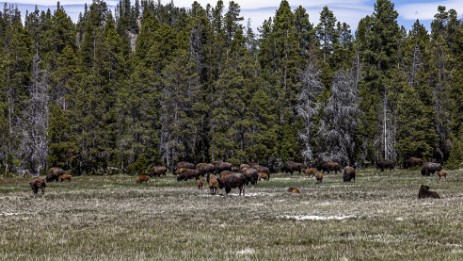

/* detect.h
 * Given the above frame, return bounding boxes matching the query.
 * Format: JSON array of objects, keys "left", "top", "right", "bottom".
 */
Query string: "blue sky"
[{"left": 2, "top": 0, "right": 463, "bottom": 33}]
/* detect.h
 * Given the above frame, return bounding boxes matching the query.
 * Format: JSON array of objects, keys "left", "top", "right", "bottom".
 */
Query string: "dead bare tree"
[
  {"left": 318, "top": 69, "right": 359, "bottom": 165},
  {"left": 297, "top": 64, "right": 323, "bottom": 162},
  {"left": 19, "top": 54, "right": 49, "bottom": 175}
]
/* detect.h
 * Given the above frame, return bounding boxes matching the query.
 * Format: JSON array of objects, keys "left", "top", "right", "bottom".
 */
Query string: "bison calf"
[
  {"left": 59, "top": 173, "right": 72, "bottom": 182},
  {"left": 418, "top": 185, "right": 440, "bottom": 199},
  {"left": 315, "top": 172, "right": 323, "bottom": 183},
  {"left": 30, "top": 177, "right": 46, "bottom": 194},
  {"left": 136, "top": 175, "right": 150, "bottom": 183},
  {"left": 208, "top": 175, "right": 219, "bottom": 194},
  {"left": 288, "top": 187, "right": 301, "bottom": 193},
  {"left": 258, "top": 172, "right": 270, "bottom": 181},
  {"left": 197, "top": 178, "right": 205, "bottom": 190},
  {"left": 436, "top": 170, "right": 447, "bottom": 180}
]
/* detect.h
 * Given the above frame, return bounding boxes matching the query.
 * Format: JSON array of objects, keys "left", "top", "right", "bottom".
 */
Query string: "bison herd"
[{"left": 26, "top": 157, "right": 447, "bottom": 199}]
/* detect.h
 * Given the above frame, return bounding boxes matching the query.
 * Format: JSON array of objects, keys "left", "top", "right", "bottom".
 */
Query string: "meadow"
[{"left": 1, "top": 168, "right": 463, "bottom": 260}]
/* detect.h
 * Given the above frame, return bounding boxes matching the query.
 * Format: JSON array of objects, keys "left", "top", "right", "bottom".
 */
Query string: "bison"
[
  {"left": 217, "top": 172, "right": 246, "bottom": 196},
  {"left": 303, "top": 167, "right": 316, "bottom": 176},
  {"left": 249, "top": 163, "right": 270, "bottom": 174},
  {"left": 421, "top": 162, "right": 442, "bottom": 176},
  {"left": 46, "top": 167, "right": 65, "bottom": 182},
  {"left": 174, "top": 161, "right": 195, "bottom": 174},
  {"left": 176, "top": 168, "right": 200, "bottom": 181},
  {"left": 148, "top": 166, "right": 167, "bottom": 177},
  {"left": 418, "top": 185, "right": 440, "bottom": 199},
  {"left": 343, "top": 166, "right": 356, "bottom": 182},
  {"left": 288, "top": 187, "right": 301, "bottom": 193},
  {"left": 281, "top": 161, "right": 305, "bottom": 175},
  {"left": 404, "top": 157, "right": 424, "bottom": 168},
  {"left": 241, "top": 167, "right": 259, "bottom": 185},
  {"left": 30, "top": 177, "right": 46, "bottom": 194},
  {"left": 208, "top": 175, "right": 219, "bottom": 194},
  {"left": 258, "top": 172, "right": 270, "bottom": 181},
  {"left": 317, "top": 161, "right": 342, "bottom": 174},
  {"left": 59, "top": 173, "right": 72, "bottom": 182},
  {"left": 196, "top": 163, "right": 216, "bottom": 176},
  {"left": 376, "top": 159, "right": 395, "bottom": 172},
  {"left": 136, "top": 175, "right": 150, "bottom": 183},
  {"left": 436, "top": 170, "right": 447, "bottom": 180},
  {"left": 213, "top": 161, "right": 233, "bottom": 173},
  {"left": 315, "top": 172, "right": 323, "bottom": 183},
  {"left": 197, "top": 178, "right": 205, "bottom": 190}
]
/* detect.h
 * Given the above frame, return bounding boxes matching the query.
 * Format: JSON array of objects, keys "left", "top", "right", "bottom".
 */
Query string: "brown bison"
[
  {"left": 176, "top": 168, "right": 200, "bottom": 181},
  {"left": 249, "top": 163, "right": 270, "bottom": 174},
  {"left": 217, "top": 172, "right": 246, "bottom": 196},
  {"left": 59, "top": 173, "right": 72, "bottom": 182},
  {"left": 376, "top": 159, "right": 395, "bottom": 172},
  {"left": 281, "top": 161, "right": 305, "bottom": 175},
  {"left": 46, "top": 167, "right": 65, "bottom": 182},
  {"left": 242, "top": 167, "right": 259, "bottom": 185},
  {"left": 317, "top": 161, "right": 342, "bottom": 174},
  {"left": 174, "top": 161, "right": 195, "bottom": 174},
  {"left": 405, "top": 157, "right": 424, "bottom": 168},
  {"left": 436, "top": 170, "right": 447, "bottom": 180},
  {"left": 208, "top": 175, "right": 219, "bottom": 194},
  {"left": 288, "top": 187, "right": 301, "bottom": 193},
  {"left": 148, "top": 166, "right": 167, "bottom": 177},
  {"left": 303, "top": 167, "right": 316, "bottom": 176},
  {"left": 213, "top": 161, "right": 233, "bottom": 173},
  {"left": 196, "top": 163, "right": 216, "bottom": 176},
  {"left": 136, "top": 175, "right": 150, "bottom": 183},
  {"left": 421, "top": 162, "right": 442, "bottom": 176},
  {"left": 343, "top": 166, "right": 356, "bottom": 182},
  {"left": 258, "top": 172, "right": 270, "bottom": 181},
  {"left": 30, "top": 177, "right": 47, "bottom": 194},
  {"left": 315, "top": 172, "right": 323, "bottom": 183},
  {"left": 418, "top": 185, "right": 440, "bottom": 199}
]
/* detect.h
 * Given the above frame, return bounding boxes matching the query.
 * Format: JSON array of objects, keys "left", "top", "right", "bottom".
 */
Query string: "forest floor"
[{"left": 1, "top": 168, "right": 463, "bottom": 260}]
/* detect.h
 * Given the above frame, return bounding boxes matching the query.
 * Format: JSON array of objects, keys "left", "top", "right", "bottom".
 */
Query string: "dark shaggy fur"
[
  {"left": 418, "top": 185, "right": 440, "bottom": 199},
  {"left": 46, "top": 167, "right": 65, "bottom": 182}
]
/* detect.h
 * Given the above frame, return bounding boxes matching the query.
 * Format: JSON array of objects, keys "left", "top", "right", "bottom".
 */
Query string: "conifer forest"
[{"left": 1, "top": 0, "right": 463, "bottom": 176}]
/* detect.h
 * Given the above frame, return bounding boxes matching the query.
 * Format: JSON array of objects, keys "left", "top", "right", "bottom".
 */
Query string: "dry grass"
[{"left": 1, "top": 168, "right": 463, "bottom": 260}]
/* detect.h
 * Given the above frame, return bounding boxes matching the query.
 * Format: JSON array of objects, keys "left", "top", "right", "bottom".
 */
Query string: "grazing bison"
[
  {"left": 217, "top": 172, "right": 246, "bottom": 196},
  {"left": 376, "top": 160, "right": 395, "bottom": 172},
  {"left": 258, "top": 172, "right": 270, "bottom": 181},
  {"left": 46, "top": 167, "right": 65, "bottom": 182},
  {"left": 405, "top": 157, "right": 424, "bottom": 168},
  {"left": 315, "top": 172, "right": 323, "bottom": 183},
  {"left": 30, "top": 177, "right": 46, "bottom": 194},
  {"left": 343, "top": 166, "right": 356, "bottom": 182},
  {"left": 281, "top": 161, "right": 305, "bottom": 175},
  {"left": 59, "top": 173, "right": 72, "bottom": 182},
  {"left": 317, "top": 161, "right": 342, "bottom": 174},
  {"left": 421, "top": 162, "right": 442, "bottom": 176},
  {"left": 136, "top": 175, "right": 150, "bottom": 183},
  {"left": 148, "top": 166, "right": 167, "bottom": 177},
  {"left": 176, "top": 168, "right": 200, "bottom": 181},
  {"left": 436, "top": 170, "right": 447, "bottom": 180},
  {"left": 288, "top": 187, "right": 301, "bottom": 193},
  {"left": 242, "top": 167, "right": 259, "bottom": 185},
  {"left": 303, "top": 167, "right": 316, "bottom": 176},
  {"left": 196, "top": 163, "right": 215, "bottom": 176},
  {"left": 213, "top": 161, "right": 233, "bottom": 173},
  {"left": 208, "top": 175, "right": 219, "bottom": 194},
  {"left": 418, "top": 185, "right": 440, "bottom": 199}
]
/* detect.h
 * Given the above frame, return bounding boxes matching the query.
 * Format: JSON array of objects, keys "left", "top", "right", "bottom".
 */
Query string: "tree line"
[{"left": 1, "top": 0, "right": 462, "bottom": 175}]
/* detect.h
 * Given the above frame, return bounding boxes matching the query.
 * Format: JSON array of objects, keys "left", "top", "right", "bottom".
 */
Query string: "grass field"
[{"left": 1, "top": 168, "right": 463, "bottom": 260}]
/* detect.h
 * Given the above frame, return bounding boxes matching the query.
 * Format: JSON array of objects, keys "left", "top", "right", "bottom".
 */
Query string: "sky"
[{"left": 2, "top": 0, "right": 463, "bottom": 34}]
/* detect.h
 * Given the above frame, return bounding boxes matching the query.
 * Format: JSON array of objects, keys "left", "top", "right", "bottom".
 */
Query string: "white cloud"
[{"left": 396, "top": 0, "right": 463, "bottom": 21}]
